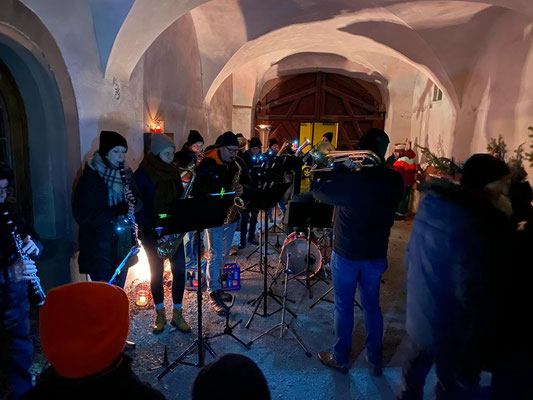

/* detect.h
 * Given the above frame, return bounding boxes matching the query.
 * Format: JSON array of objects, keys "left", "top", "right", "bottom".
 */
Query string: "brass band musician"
[{"left": 193, "top": 131, "right": 252, "bottom": 315}]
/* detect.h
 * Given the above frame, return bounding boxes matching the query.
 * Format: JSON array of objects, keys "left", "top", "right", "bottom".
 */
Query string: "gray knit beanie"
[{"left": 150, "top": 133, "right": 175, "bottom": 156}]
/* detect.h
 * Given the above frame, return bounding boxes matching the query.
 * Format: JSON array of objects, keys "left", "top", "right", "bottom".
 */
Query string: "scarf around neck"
[{"left": 89, "top": 151, "right": 126, "bottom": 206}]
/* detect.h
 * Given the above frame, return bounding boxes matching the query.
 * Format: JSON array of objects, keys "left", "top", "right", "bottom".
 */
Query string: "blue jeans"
[
  {"left": 185, "top": 230, "right": 204, "bottom": 263},
  {"left": 331, "top": 251, "right": 387, "bottom": 367},
  {"left": 240, "top": 210, "right": 258, "bottom": 245},
  {"left": 206, "top": 222, "right": 237, "bottom": 292},
  {"left": 0, "top": 282, "right": 32, "bottom": 399}
]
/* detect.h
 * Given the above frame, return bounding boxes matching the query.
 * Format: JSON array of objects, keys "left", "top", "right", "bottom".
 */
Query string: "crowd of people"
[{"left": 0, "top": 124, "right": 532, "bottom": 399}]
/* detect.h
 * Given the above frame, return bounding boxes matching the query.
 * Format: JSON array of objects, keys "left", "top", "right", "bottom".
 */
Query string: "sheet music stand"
[
  {"left": 286, "top": 200, "right": 334, "bottom": 298},
  {"left": 245, "top": 182, "right": 295, "bottom": 329},
  {"left": 156, "top": 195, "right": 234, "bottom": 378}
]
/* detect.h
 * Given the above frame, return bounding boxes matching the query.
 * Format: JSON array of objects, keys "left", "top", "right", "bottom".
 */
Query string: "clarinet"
[
  {"left": 118, "top": 162, "right": 140, "bottom": 249},
  {"left": 2, "top": 211, "right": 46, "bottom": 306}
]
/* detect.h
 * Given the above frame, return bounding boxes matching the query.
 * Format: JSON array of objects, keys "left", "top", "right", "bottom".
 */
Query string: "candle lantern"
[{"left": 136, "top": 290, "right": 150, "bottom": 307}]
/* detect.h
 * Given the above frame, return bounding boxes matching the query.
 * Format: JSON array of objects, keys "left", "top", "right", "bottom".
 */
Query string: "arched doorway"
[
  {"left": 255, "top": 72, "right": 385, "bottom": 150},
  {"left": 0, "top": 29, "right": 80, "bottom": 289},
  {"left": 0, "top": 60, "right": 32, "bottom": 219}
]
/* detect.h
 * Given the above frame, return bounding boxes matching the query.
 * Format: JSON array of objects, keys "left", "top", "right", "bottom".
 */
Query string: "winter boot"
[
  {"left": 152, "top": 308, "right": 167, "bottom": 334},
  {"left": 171, "top": 309, "right": 191, "bottom": 333}
]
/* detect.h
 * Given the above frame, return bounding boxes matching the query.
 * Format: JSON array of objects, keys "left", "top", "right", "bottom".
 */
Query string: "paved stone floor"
[{"left": 31, "top": 219, "right": 492, "bottom": 399}]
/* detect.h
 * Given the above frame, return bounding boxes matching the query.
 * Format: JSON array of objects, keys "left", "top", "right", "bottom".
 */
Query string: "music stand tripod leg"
[
  {"left": 310, "top": 286, "right": 334, "bottom": 309},
  {"left": 157, "top": 229, "right": 215, "bottom": 380}
]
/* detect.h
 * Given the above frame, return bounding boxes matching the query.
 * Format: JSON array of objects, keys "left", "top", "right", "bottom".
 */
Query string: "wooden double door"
[{"left": 255, "top": 72, "right": 385, "bottom": 150}]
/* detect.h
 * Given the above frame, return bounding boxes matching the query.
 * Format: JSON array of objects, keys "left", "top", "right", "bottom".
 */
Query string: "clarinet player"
[
  {"left": 134, "top": 133, "right": 191, "bottom": 334},
  {"left": 0, "top": 163, "right": 42, "bottom": 399},
  {"left": 73, "top": 130, "right": 142, "bottom": 289}
]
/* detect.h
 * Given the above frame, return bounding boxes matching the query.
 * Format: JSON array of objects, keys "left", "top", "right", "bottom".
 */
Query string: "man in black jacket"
[
  {"left": 313, "top": 128, "right": 403, "bottom": 375},
  {"left": 238, "top": 137, "right": 265, "bottom": 248},
  {"left": 193, "top": 131, "right": 251, "bottom": 315},
  {"left": 0, "top": 165, "right": 41, "bottom": 400}
]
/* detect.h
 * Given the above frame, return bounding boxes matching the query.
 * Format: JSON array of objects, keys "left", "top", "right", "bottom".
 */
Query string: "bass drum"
[{"left": 279, "top": 232, "right": 322, "bottom": 279}]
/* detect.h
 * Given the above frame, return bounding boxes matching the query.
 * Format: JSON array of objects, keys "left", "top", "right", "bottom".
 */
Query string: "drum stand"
[
  {"left": 247, "top": 254, "right": 312, "bottom": 358},
  {"left": 293, "top": 223, "right": 329, "bottom": 299},
  {"left": 246, "top": 209, "right": 296, "bottom": 329},
  {"left": 310, "top": 287, "right": 363, "bottom": 310}
]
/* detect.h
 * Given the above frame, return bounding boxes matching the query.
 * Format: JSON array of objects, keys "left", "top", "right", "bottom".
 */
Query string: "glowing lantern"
[{"left": 136, "top": 290, "right": 150, "bottom": 307}]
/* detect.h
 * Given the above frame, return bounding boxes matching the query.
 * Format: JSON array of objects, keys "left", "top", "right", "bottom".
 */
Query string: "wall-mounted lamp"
[{"left": 149, "top": 120, "right": 165, "bottom": 133}]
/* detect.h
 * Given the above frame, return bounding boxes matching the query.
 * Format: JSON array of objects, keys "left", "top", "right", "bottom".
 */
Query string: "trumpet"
[
  {"left": 276, "top": 139, "right": 290, "bottom": 156},
  {"left": 311, "top": 150, "right": 381, "bottom": 172},
  {"left": 295, "top": 138, "right": 311, "bottom": 156}
]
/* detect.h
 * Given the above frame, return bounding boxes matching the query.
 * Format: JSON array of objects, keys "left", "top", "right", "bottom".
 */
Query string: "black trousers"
[
  {"left": 143, "top": 234, "right": 185, "bottom": 305},
  {"left": 398, "top": 337, "right": 480, "bottom": 400},
  {"left": 0, "top": 281, "right": 32, "bottom": 400},
  {"left": 240, "top": 210, "right": 258, "bottom": 245}
]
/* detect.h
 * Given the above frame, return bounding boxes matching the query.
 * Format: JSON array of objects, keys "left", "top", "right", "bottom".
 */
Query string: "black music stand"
[
  {"left": 243, "top": 182, "right": 289, "bottom": 273},
  {"left": 156, "top": 195, "right": 235, "bottom": 378},
  {"left": 245, "top": 182, "right": 295, "bottom": 329},
  {"left": 286, "top": 200, "right": 333, "bottom": 299}
]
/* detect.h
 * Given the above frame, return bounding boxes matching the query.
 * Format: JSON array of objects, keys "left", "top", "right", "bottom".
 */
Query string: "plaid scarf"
[{"left": 89, "top": 151, "right": 125, "bottom": 206}]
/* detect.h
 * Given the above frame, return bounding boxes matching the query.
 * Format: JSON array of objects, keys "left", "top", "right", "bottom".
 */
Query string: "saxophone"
[
  {"left": 156, "top": 166, "right": 196, "bottom": 258},
  {"left": 2, "top": 210, "right": 46, "bottom": 306},
  {"left": 223, "top": 160, "right": 245, "bottom": 225}
]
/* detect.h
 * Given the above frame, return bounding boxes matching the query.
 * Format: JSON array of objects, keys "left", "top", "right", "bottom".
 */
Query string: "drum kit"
[{"left": 277, "top": 229, "right": 331, "bottom": 281}]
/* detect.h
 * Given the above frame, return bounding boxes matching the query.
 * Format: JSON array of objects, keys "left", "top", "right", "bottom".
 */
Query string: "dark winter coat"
[
  {"left": 23, "top": 354, "right": 165, "bottom": 400},
  {"left": 192, "top": 149, "right": 252, "bottom": 223},
  {"left": 175, "top": 145, "right": 197, "bottom": 168},
  {"left": 313, "top": 165, "right": 403, "bottom": 260},
  {"left": 134, "top": 162, "right": 184, "bottom": 235},
  {"left": 73, "top": 165, "right": 141, "bottom": 276},
  {"left": 405, "top": 179, "right": 511, "bottom": 365}
]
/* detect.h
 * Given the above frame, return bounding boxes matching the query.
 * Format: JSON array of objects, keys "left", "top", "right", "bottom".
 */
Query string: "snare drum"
[{"left": 279, "top": 232, "right": 322, "bottom": 279}]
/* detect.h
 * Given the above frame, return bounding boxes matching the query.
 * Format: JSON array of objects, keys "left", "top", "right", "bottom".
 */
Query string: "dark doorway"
[
  {"left": 0, "top": 60, "right": 32, "bottom": 223},
  {"left": 255, "top": 72, "right": 385, "bottom": 150}
]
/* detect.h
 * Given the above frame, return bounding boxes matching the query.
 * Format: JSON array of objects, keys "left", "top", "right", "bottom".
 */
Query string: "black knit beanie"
[
  {"left": 461, "top": 154, "right": 510, "bottom": 188},
  {"left": 191, "top": 354, "right": 270, "bottom": 400},
  {"left": 268, "top": 138, "right": 278, "bottom": 148},
  {"left": 99, "top": 130, "right": 127, "bottom": 156},
  {"left": 323, "top": 132, "right": 334, "bottom": 142},
  {"left": 249, "top": 137, "right": 262, "bottom": 149},
  {"left": 357, "top": 128, "right": 390, "bottom": 161},
  {"left": 219, "top": 131, "right": 239, "bottom": 147},
  {"left": 187, "top": 130, "right": 204, "bottom": 146}
]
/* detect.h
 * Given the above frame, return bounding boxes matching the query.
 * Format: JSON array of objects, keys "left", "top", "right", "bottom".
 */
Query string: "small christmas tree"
[{"left": 415, "top": 144, "right": 461, "bottom": 176}]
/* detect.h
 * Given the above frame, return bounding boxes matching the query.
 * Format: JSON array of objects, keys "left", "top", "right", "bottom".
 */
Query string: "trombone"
[{"left": 311, "top": 150, "right": 381, "bottom": 172}]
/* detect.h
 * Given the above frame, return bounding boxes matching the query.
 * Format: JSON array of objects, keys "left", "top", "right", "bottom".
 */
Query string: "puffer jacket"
[{"left": 405, "top": 179, "right": 510, "bottom": 367}]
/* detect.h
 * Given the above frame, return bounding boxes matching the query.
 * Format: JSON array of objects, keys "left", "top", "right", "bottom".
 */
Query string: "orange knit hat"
[{"left": 39, "top": 282, "right": 130, "bottom": 379}]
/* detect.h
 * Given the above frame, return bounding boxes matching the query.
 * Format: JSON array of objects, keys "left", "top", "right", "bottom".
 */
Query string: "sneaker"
[
  {"left": 238, "top": 243, "right": 246, "bottom": 250},
  {"left": 152, "top": 308, "right": 167, "bottom": 334},
  {"left": 125, "top": 340, "right": 136, "bottom": 349},
  {"left": 248, "top": 238, "right": 259, "bottom": 246},
  {"left": 318, "top": 351, "right": 349, "bottom": 374},
  {"left": 209, "top": 291, "right": 227, "bottom": 316},
  {"left": 216, "top": 289, "right": 233, "bottom": 302},
  {"left": 170, "top": 309, "right": 191, "bottom": 333}
]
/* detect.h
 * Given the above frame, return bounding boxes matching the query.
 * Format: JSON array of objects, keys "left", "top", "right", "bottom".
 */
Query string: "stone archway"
[{"left": 255, "top": 72, "right": 385, "bottom": 150}]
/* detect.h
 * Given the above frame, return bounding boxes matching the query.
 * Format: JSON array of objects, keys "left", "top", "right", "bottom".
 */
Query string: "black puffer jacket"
[
  {"left": 73, "top": 165, "right": 141, "bottom": 276},
  {"left": 405, "top": 179, "right": 511, "bottom": 368},
  {"left": 24, "top": 354, "right": 165, "bottom": 400}
]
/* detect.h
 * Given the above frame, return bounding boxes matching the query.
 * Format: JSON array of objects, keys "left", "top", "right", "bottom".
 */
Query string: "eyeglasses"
[{"left": 224, "top": 147, "right": 239, "bottom": 155}]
